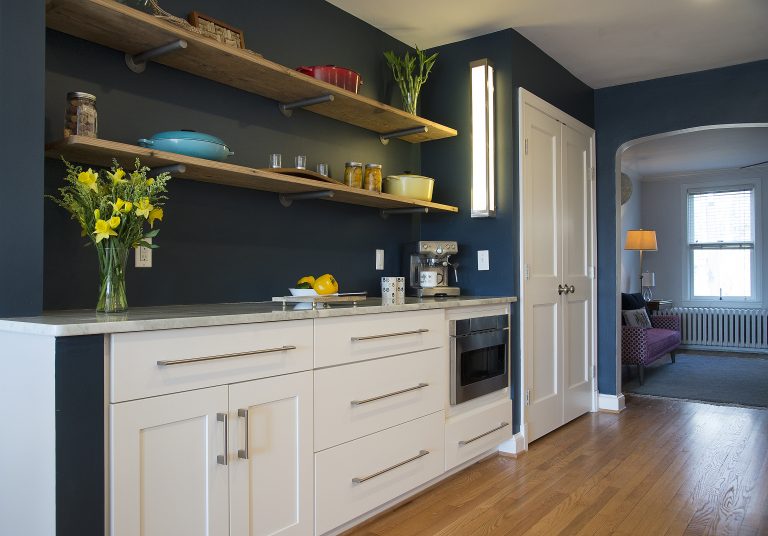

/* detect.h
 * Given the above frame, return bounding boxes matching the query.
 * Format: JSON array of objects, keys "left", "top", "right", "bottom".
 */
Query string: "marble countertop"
[{"left": 0, "top": 296, "right": 517, "bottom": 337}]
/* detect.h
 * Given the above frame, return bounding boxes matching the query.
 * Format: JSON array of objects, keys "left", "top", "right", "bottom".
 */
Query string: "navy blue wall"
[
  {"left": 43, "top": 0, "right": 421, "bottom": 310},
  {"left": 420, "top": 29, "right": 594, "bottom": 432},
  {"left": 0, "top": 1, "right": 45, "bottom": 316},
  {"left": 595, "top": 59, "right": 768, "bottom": 395}
]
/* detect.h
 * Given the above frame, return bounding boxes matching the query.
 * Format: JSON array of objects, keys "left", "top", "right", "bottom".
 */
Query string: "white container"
[{"left": 381, "top": 276, "right": 405, "bottom": 305}]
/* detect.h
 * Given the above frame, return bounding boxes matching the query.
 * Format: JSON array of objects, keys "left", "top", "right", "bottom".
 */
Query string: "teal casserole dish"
[{"left": 138, "top": 130, "right": 235, "bottom": 161}]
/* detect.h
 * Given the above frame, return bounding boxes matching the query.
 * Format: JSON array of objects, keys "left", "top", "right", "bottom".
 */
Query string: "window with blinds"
[{"left": 687, "top": 186, "right": 756, "bottom": 300}]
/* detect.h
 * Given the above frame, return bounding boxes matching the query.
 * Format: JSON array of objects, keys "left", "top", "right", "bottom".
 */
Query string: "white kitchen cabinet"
[
  {"left": 444, "top": 397, "right": 512, "bottom": 470},
  {"left": 110, "top": 386, "right": 230, "bottom": 536},
  {"left": 229, "top": 372, "right": 314, "bottom": 536},
  {"left": 315, "top": 411, "right": 445, "bottom": 535},
  {"left": 313, "top": 347, "right": 444, "bottom": 452},
  {"left": 314, "top": 310, "right": 445, "bottom": 368},
  {"left": 110, "top": 371, "right": 313, "bottom": 536}
]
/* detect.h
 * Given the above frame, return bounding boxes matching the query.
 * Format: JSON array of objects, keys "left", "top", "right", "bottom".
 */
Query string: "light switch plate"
[
  {"left": 375, "top": 249, "right": 384, "bottom": 270},
  {"left": 478, "top": 250, "right": 490, "bottom": 271}
]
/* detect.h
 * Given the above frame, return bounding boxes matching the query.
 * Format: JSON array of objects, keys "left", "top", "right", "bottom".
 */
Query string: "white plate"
[{"left": 289, "top": 288, "right": 318, "bottom": 296}]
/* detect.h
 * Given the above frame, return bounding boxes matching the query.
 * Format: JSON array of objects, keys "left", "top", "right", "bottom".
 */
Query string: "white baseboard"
[
  {"left": 498, "top": 432, "right": 527, "bottom": 456},
  {"left": 598, "top": 393, "right": 626, "bottom": 412}
]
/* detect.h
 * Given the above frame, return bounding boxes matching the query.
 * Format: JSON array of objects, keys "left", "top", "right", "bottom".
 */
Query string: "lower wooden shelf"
[{"left": 45, "top": 136, "right": 459, "bottom": 214}]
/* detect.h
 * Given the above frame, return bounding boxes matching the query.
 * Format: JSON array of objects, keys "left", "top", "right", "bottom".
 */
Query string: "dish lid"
[
  {"left": 147, "top": 130, "right": 228, "bottom": 146},
  {"left": 385, "top": 173, "right": 434, "bottom": 181}
]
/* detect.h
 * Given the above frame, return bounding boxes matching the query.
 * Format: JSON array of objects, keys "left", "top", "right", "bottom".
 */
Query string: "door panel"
[
  {"left": 528, "top": 116, "right": 560, "bottom": 278},
  {"left": 561, "top": 124, "right": 593, "bottom": 423},
  {"left": 523, "top": 103, "right": 563, "bottom": 443},
  {"left": 229, "top": 371, "right": 313, "bottom": 536},
  {"left": 110, "top": 387, "right": 229, "bottom": 536}
]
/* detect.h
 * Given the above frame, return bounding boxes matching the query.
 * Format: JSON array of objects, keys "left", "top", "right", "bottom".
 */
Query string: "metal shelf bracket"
[
  {"left": 125, "top": 39, "right": 188, "bottom": 73},
  {"left": 379, "top": 126, "right": 428, "bottom": 145},
  {"left": 151, "top": 164, "right": 186, "bottom": 176},
  {"left": 279, "top": 190, "right": 334, "bottom": 207},
  {"left": 279, "top": 94, "right": 335, "bottom": 117},
  {"left": 380, "top": 207, "right": 429, "bottom": 219}
]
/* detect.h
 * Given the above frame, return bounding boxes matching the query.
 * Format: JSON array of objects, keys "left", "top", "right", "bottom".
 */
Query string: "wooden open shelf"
[
  {"left": 45, "top": 0, "right": 458, "bottom": 144},
  {"left": 45, "top": 136, "right": 459, "bottom": 214}
]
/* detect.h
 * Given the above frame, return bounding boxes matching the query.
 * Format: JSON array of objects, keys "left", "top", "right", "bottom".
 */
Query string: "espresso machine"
[{"left": 403, "top": 241, "right": 461, "bottom": 297}]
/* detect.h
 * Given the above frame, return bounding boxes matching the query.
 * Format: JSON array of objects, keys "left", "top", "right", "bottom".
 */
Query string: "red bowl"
[{"left": 296, "top": 65, "right": 363, "bottom": 94}]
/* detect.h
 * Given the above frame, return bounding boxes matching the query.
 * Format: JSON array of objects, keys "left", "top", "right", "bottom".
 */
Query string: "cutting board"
[{"left": 260, "top": 167, "right": 343, "bottom": 185}]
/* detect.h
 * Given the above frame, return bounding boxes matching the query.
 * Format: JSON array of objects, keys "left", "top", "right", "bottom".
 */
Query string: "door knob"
[
  {"left": 558, "top": 284, "right": 566, "bottom": 295},
  {"left": 568, "top": 285, "right": 575, "bottom": 294}
]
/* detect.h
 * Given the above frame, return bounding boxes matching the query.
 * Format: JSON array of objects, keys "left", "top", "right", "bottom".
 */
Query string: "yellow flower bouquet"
[{"left": 49, "top": 159, "right": 171, "bottom": 312}]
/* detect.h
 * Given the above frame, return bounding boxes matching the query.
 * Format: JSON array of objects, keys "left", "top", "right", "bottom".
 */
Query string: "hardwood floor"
[{"left": 343, "top": 396, "right": 768, "bottom": 536}]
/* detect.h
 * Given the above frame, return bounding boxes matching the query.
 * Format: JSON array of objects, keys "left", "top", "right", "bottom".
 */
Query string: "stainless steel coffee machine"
[{"left": 403, "top": 241, "right": 460, "bottom": 297}]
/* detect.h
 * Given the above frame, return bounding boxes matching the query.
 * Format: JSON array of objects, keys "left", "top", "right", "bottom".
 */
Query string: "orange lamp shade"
[{"left": 625, "top": 229, "right": 657, "bottom": 251}]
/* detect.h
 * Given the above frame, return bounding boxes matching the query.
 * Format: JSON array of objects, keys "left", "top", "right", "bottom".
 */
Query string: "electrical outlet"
[
  {"left": 375, "top": 249, "right": 385, "bottom": 270},
  {"left": 135, "top": 238, "right": 152, "bottom": 268},
  {"left": 478, "top": 250, "right": 490, "bottom": 271}
]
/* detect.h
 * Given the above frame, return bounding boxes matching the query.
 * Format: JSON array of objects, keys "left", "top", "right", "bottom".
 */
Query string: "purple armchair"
[{"left": 622, "top": 314, "right": 681, "bottom": 384}]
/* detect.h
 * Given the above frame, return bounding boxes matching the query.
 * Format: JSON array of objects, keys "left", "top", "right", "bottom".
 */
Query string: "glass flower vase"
[
  {"left": 96, "top": 245, "right": 129, "bottom": 313},
  {"left": 401, "top": 91, "right": 418, "bottom": 115}
]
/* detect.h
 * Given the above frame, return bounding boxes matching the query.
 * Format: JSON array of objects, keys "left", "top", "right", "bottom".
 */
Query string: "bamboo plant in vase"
[
  {"left": 49, "top": 159, "right": 170, "bottom": 313},
  {"left": 384, "top": 46, "right": 438, "bottom": 115}
]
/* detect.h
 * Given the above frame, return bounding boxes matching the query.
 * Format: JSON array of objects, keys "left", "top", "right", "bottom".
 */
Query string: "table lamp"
[
  {"left": 641, "top": 272, "right": 655, "bottom": 301},
  {"left": 625, "top": 229, "right": 657, "bottom": 301}
]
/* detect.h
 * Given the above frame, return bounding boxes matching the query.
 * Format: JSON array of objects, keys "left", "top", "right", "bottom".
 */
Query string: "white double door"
[
  {"left": 520, "top": 89, "right": 595, "bottom": 443},
  {"left": 110, "top": 371, "right": 313, "bottom": 536}
]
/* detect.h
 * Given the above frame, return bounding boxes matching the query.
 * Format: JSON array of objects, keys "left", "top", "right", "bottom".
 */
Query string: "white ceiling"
[
  {"left": 326, "top": 0, "right": 768, "bottom": 88},
  {"left": 621, "top": 126, "right": 768, "bottom": 178}
]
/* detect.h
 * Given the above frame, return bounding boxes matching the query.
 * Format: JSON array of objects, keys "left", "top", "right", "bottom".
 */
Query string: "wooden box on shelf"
[{"left": 186, "top": 11, "right": 245, "bottom": 49}]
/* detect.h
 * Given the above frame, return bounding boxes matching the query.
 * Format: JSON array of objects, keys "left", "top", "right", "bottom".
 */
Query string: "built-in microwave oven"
[{"left": 449, "top": 314, "right": 510, "bottom": 405}]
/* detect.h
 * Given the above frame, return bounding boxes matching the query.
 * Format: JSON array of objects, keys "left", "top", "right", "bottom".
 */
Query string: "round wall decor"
[{"left": 621, "top": 173, "right": 633, "bottom": 205}]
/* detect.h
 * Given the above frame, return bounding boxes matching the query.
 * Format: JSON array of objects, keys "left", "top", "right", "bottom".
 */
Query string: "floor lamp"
[{"left": 625, "top": 229, "right": 657, "bottom": 301}]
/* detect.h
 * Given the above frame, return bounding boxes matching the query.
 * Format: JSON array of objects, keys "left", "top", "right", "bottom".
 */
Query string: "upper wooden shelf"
[
  {"left": 45, "top": 0, "right": 458, "bottom": 144},
  {"left": 45, "top": 136, "right": 459, "bottom": 214}
]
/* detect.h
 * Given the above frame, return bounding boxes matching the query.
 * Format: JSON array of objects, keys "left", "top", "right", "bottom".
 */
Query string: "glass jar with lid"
[
  {"left": 344, "top": 162, "right": 363, "bottom": 188},
  {"left": 364, "top": 163, "right": 383, "bottom": 192},
  {"left": 64, "top": 92, "right": 98, "bottom": 138}
]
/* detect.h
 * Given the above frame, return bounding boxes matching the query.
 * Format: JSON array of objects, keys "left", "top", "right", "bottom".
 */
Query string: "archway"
[{"left": 613, "top": 122, "right": 768, "bottom": 400}]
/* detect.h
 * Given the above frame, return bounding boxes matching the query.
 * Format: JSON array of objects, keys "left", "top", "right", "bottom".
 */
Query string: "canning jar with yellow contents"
[
  {"left": 364, "top": 163, "right": 383, "bottom": 192},
  {"left": 343, "top": 162, "right": 363, "bottom": 188}
]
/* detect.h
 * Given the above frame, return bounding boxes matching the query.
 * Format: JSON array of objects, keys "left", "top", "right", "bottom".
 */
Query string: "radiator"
[{"left": 663, "top": 307, "right": 768, "bottom": 350}]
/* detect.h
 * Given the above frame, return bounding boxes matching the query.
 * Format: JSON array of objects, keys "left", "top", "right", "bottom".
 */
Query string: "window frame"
[{"left": 682, "top": 180, "right": 762, "bottom": 306}]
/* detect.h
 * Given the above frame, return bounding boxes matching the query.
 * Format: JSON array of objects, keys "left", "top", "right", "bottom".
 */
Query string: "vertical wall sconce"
[{"left": 470, "top": 58, "right": 495, "bottom": 218}]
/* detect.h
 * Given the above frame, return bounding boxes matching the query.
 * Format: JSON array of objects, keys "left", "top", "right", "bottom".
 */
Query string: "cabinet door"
[
  {"left": 110, "top": 386, "right": 230, "bottom": 536},
  {"left": 229, "top": 371, "right": 313, "bottom": 536}
]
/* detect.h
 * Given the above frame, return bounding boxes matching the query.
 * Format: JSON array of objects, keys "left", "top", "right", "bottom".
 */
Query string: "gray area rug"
[{"left": 623, "top": 353, "right": 768, "bottom": 408}]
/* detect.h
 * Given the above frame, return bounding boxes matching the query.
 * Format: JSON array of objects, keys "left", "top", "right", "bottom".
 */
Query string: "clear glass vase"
[
  {"left": 96, "top": 245, "right": 129, "bottom": 313},
  {"left": 401, "top": 91, "right": 418, "bottom": 115}
]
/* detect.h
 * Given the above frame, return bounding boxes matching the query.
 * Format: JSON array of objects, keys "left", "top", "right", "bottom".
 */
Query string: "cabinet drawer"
[
  {"left": 110, "top": 320, "right": 313, "bottom": 403},
  {"left": 314, "top": 348, "right": 445, "bottom": 452},
  {"left": 315, "top": 411, "right": 444, "bottom": 535},
  {"left": 445, "top": 398, "right": 512, "bottom": 470},
  {"left": 314, "top": 310, "right": 445, "bottom": 368}
]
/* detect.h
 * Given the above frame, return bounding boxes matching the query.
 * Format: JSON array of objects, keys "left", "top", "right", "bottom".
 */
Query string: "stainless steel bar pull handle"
[
  {"left": 458, "top": 422, "right": 509, "bottom": 446},
  {"left": 351, "top": 383, "right": 429, "bottom": 406},
  {"left": 351, "top": 329, "right": 429, "bottom": 342},
  {"left": 237, "top": 409, "right": 249, "bottom": 460},
  {"left": 352, "top": 450, "right": 430, "bottom": 484},
  {"left": 157, "top": 345, "right": 297, "bottom": 366},
  {"left": 217, "top": 413, "right": 228, "bottom": 466}
]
